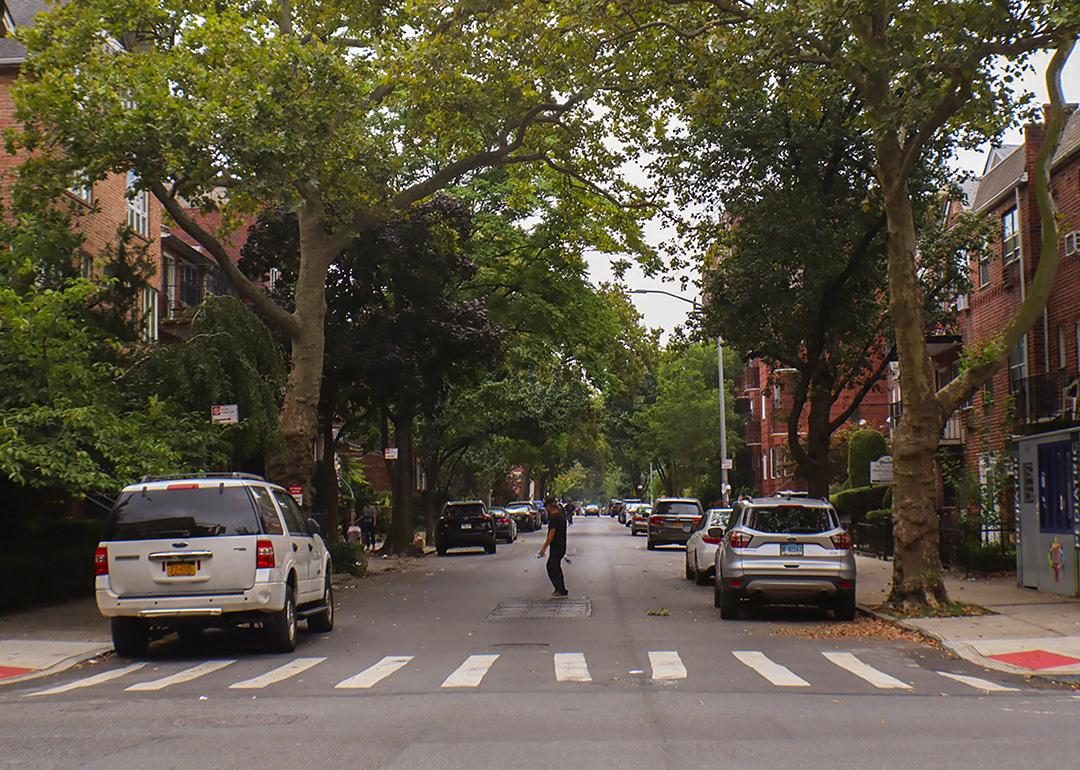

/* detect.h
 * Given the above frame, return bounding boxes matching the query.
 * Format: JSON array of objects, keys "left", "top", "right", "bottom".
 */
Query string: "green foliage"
[
  {"left": 0, "top": 514, "right": 104, "bottom": 610},
  {"left": 327, "top": 540, "right": 368, "bottom": 577},
  {"left": 831, "top": 485, "right": 890, "bottom": 527},
  {"left": 846, "top": 429, "right": 888, "bottom": 489},
  {"left": 866, "top": 508, "right": 892, "bottom": 524}
]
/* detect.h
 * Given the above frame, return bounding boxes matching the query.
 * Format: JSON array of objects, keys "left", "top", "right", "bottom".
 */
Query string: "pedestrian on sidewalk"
[
  {"left": 360, "top": 500, "right": 377, "bottom": 549},
  {"left": 539, "top": 495, "right": 569, "bottom": 598}
]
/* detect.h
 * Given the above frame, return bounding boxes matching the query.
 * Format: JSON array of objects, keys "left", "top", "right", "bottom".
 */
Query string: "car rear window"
[
  {"left": 444, "top": 504, "right": 485, "bottom": 517},
  {"left": 654, "top": 501, "right": 702, "bottom": 516},
  {"left": 507, "top": 505, "right": 532, "bottom": 512},
  {"left": 745, "top": 506, "right": 835, "bottom": 534},
  {"left": 108, "top": 486, "right": 262, "bottom": 540}
]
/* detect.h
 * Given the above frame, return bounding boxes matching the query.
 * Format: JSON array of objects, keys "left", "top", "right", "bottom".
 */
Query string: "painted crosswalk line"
[
  {"left": 335, "top": 656, "right": 413, "bottom": 689},
  {"left": 648, "top": 651, "right": 687, "bottom": 681},
  {"left": 229, "top": 657, "right": 327, "bottom": 690},
  {"left": 822, "top": 652, "right": 910, "bottom": 689},
  {"left": 554, "top": 653, "right": 592, "bottom": 683},
  {"left": 26, "top": 663, "right": 147, "bottom": 697},
  {"left": 125, "top": 660, "right": 236, "bottom": 692},
  {"left": 442, "top": 654, "right": 500, "bottom": 688},
  {"left": 733, "top": 651, "right": 811, "bottom": 687},
  {"left": 936, "top": 671, "right": 1019, "bottom": 692}
]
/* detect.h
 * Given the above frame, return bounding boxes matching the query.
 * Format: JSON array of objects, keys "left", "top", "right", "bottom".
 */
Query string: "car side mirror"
[
  {"left": 306, "top": 517, "right": 322, "bottom": 536},
  {"left": 707, "top": 527, "right": 725, "bottom": 539}
]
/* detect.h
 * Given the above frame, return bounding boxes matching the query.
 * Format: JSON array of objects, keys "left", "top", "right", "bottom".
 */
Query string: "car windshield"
[
  {"left": 108, "top": 486, "right": 261, "bottom": 540},
  {"left": 745, "top": 505, "right": 835, "bottom": 534},
  {"left": 507, "top": 505, "right": 531, "bottom": 512},
  {"left": 444, "top": 504, "right": 485, "bottom": 517},
  {"left": 654, "top": 501, "right": 701, "bottom": 516}
]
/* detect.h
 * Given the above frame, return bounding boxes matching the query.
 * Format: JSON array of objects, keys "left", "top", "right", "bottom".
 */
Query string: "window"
[
  {"left": 769, "top": 446, "right": 784, "bottom": 478},
  {"left": 163, "top": 256, "right": 176, "bottom": 318},
  {"left": 654, "top": 501, "right": 703, "bottom": 517},
  {"left": 249, "top": 487, "right": 285, "bottom": 535},
  {"left": 745, "top": 505, "right": 836, "bottom": 534},
  {"left": 126, "top": 171, "right": 150, "bottom": 238},
  {"left": 272, "top": 490, "right": 309, "bottom": 535},
  {"left": 269, "top": 267, "right": 281, "bottom": 291},
  {"left": 78, "top": 253, "right": 93, "bottom": 279},
  {"left": 1058, "top": 325, "right": 1068, "bottom": 371},
  {"left": 977, "top": 250, "right": 991, "bottom": 287},
  {"left": 1008, "top": 334, "right": 1027, "bottom": 393},
  {"left": 107, "top": 487, "right": 261, "bottom": 540},
  {"left": 140, "top": 286, "right": 159, "bottom": 342},
  {"left": 1002, "top": 207, "right": 1020, "bottom": 264},
  {"left": 761, "top": 449, "right": 768, "bottom": 481},
  {"left": 772, "top": 383, "right": 782, "bottom": 409},
  {"left": 67, "top": 180, "right": 92, "bottom": 204}
]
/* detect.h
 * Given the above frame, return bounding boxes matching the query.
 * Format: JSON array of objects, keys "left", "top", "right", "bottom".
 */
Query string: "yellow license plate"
[{"left": 166, "top": 562, "right": 197, "bottom": 577}]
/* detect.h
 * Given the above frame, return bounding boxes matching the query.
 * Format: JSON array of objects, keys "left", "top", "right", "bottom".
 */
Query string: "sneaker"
[{"left": 552, "top": 591, "right": 569, "bottom": 599}]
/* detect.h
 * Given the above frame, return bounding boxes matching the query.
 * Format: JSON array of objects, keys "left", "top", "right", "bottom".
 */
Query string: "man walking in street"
[{"left": 538, "top": 496, "right": 569, "bottom": 598}]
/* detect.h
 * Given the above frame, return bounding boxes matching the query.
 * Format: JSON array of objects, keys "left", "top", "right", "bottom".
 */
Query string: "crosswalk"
[{"left": 22, "top": 649, "right": 1027, "bottom": 698}]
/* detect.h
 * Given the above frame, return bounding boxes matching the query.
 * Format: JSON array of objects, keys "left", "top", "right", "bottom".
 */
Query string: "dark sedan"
[
  {"left": 489, "top": 506, "right": 518, "bottom": 543},
  {"left": 436, "top": 501, "right": 497, "bottom": 555},
  {"left": 506, "top": 501, "right": 542, "bottom": 531}
]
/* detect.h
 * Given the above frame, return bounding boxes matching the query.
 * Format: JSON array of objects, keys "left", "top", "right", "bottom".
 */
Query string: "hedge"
[
  {"left": 831, "top": 485, "right": 890, "bottom": 526},
  {"left": 846, "top": 429, "right": 888, "bottom": 488}
]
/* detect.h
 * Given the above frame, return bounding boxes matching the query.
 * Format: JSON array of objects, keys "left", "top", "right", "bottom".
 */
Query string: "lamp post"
[{"left": 629, "top": 289, "right": 731, "bottom": 505}]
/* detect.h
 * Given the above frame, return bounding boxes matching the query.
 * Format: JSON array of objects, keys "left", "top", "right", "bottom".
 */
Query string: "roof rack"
[{"left": 138, "top": 472, "right": 267, "bottom": 483}]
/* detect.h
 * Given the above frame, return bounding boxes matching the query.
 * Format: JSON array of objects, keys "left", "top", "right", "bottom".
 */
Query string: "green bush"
[
  {"left": 327, "top": 540, "right": 368, "bottom": 577},
  {"left": 831, "top": 485, "right": 890, "bottom": 526},
  {"left": 866, "top": 508, "right": 892, "bottom": 523},
  {"left": 846, "top": 429, "right": 888, "bottom": 488},
  {"left": 0, "top": 516, "right": 105, "bottom": 610},
  {"left": 960, "top": 542, "right": 1017, "bottom": 573}
]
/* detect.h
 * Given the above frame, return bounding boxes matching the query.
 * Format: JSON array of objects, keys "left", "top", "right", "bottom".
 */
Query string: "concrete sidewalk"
[
  {"left": 0, "top": 596, "right": 111, "bottom": 685},
  {"left": 857, "top": 554, "right": 1080, "bottom": 680}
]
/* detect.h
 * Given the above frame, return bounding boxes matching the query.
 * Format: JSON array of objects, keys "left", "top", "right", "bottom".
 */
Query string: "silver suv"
[
  {"left": 95, "top": 473, "right": 334, "bottom": 656},
  {"left": 713, "top": 496, "right": 855, "bottom": 620}
]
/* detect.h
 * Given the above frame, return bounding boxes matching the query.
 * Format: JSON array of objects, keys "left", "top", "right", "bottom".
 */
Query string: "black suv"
[{"left": 436, "top": 501, "right": 497, "bottom": 555}]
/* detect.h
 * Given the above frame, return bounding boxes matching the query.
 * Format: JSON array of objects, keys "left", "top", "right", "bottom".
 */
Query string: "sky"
[{"left": 588, "top": 52, "right": 1080, "bottom": 340}]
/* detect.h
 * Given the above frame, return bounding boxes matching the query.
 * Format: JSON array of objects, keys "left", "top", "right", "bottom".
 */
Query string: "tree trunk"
[
  {"left": 385, "top": 412, "right": 416, "bottom": 554},
  {"left": 314, "top": 407, "right": 340, "bottom": 543},
  {"left": 803, "top": 382, "right": 834, "bottom": 499},
  {"left": 422, "top": 458, "right": 441, "bottom": 546},
  {"left": 878, "top": 145, "right": 949, "bottom": 609}
]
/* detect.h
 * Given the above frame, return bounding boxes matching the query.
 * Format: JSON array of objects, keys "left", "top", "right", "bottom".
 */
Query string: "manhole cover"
[
  {"left": 174, "top": 713, "right": 305, "bottom": 729},
  {"left": 487, "top": 598, "right": 591, "bottom": 620}
]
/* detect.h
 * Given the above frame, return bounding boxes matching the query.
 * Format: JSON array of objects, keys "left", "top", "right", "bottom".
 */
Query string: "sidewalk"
[
  {"left": 857, "top": 554, "right": 1080, "bottom": 681},
  {"left": 0, "top": 596, "right": 111, "bottom": 685}
]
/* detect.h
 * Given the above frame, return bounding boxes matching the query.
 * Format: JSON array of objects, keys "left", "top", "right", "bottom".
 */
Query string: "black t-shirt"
[{"left": 548, "top": 511, "right": 567, "bottom": 552}]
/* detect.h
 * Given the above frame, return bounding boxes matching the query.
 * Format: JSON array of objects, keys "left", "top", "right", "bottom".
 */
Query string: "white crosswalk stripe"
[
  {"left": 822, "top": 652, "right": 910, "bottom": 689},
  {"left": 936, "top": 671, "right": 1019, "bottom": 692},
  {"left": 733, "top": 651, "right": 810, "bottom": 687},
  {"left": 26, "top": 663, "right": 147, "bottom": 697},
  {"left": 648, "top": 651, "right": 687, "bottom": 681},
  {"left": 230, "top": 657, "right": 326, "bottom": 689},
  {"left": 335, "top": 656, "right": 413, "bottom": 689},
  {"left": 442, "top": 654, "right": 500, "bottom": 688},
  {"left": 554, "top": 653, "right": 592, "bottom": 683},
  {"left": 125, "top": 660, "right": 236, "bottom": 692}
]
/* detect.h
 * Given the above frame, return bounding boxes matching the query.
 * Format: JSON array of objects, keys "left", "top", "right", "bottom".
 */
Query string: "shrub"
[
  {"left": 866, "top": 507, "right": 892, "bottom": 523},
  {"left": 327, "top": 540, "right": 368, "bottom": 577},
  {"left": 960, "top": 541, "right": 1017, "bottom": 573},
  {"left": 846, "top": 429, "right": 888, "bottom": 488},
  {"left": 831, "top": 485, "right": 890, "bottom": 526}
]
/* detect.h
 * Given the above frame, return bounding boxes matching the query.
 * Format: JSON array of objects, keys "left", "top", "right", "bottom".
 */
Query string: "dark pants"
[{"left": 547, "top": 549, "right": 567, "bottom": 594}]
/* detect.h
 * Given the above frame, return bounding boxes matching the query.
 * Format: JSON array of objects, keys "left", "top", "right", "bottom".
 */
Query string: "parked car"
[
  {"left": 489, "top": 506, "right": 518, "bottom": 543},
  {"left": 533, "top": 500, "right": 548, "bottom": 525},
  {"left": 621, "top": 498, "right": 642, "bottom": 525},
  {"left": 713, "top": 496, "right": 855, "bottom": 620},
  {"left": 506, "top": 501, "right": 542, "bottom": 531},
  {"left": 628, "top": 504, "right": 652, "bottom": 535},
  {"left": 436, "top": 501, "right": 497, "bottom": 555},
  {"left": 584, "top": 503, "right": 600, "bottom": 517},
  {"left": 607, "top": 499, "right": 624, "bottom": 518},
  {"left": 685, "top": 508, "right": 732, "bottom": 585},
  {"left": 647, "top": 498, "right": 704, "bottom": 550},
  {"left": 95, "top": 473, "right": 334, "bottom": 657}
]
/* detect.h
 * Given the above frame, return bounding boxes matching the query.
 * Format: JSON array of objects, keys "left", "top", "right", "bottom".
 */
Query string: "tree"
[{"left": 14, "top": 0, "right": 648, "bottom": 507}]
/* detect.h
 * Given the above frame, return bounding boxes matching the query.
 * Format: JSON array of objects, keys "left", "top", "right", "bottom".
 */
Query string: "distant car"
[
  {"left": 489, "top": 507, "right": 518, "bottom": 544},
  {"left": 646, "top": 498, "right": 704, "bottom": 550},
  {"left": 607, "top": 499, "right": 623, "bottom": 518},
  {"left": 533, "top": 500, "right": 548, "bottom": 525},
  {"left": 584, "top": 504, "right": 600, "bottom": 517},
  {"left": 685, "top": 508, "right": 732, "bottom": 585},
  {"left": 714, "top": 496, "right": 855, "bottom": 620},
  {"left": 629, "top": 504, "right": 652, "bottom": 535},
  {"left": 436, "top": 501, "right": 497, "bottom": 555},
  {"left": 506, "top": 501, "right": 542, "bottom": 532},
  {"left": 621, "top": 498, "right": 642, "bottom": 525}
]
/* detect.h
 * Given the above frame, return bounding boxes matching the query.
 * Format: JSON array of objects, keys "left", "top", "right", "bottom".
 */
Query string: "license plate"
[
  {"left": 461, "top": 523, "right": 472, "bottom": 530},
  {"left": 780, "top": 543, "right": 804, "bottom": 556},
  {"left": 165, "top": 562, "right": 196, "bottom": 577}
]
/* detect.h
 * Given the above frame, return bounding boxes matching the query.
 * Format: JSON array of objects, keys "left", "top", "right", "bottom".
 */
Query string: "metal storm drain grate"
[{"left": 488, "top": 598, "right": 591, "bottom": 620}]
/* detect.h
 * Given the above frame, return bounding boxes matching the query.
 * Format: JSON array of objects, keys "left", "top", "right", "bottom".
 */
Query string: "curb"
[
  {"left": 856, "top": 602, "right": 1080, "bottom": 687},
  {"left": 0, "top": 643, "right": 112, "bottom": 687}
]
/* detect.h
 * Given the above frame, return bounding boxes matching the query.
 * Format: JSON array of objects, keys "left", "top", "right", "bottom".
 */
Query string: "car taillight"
[
  {"left": 94, "top": 546, "right": 108, "bottom": 576},
  {"left": 649, "top": 516, "right": 662, "bottom": 525},
  {"left": 256, "top": 539, "right": 275, "bottom": 569},
  {"left": 702, "top": 536, "right": 722, "bottom": 545},
  {"left": 831, "top": 531, "right": 852, "bottom": 550},
  {"left": 728, "top": 531, "right": 753, "bottom": 548}
]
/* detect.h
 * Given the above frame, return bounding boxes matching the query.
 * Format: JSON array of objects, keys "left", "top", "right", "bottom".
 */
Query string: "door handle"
[{"left": 293, "top": 543, "right": 298, "bottom": 552}]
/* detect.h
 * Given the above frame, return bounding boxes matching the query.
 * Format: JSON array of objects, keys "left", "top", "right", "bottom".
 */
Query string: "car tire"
[
  {"left": 717, "top": 583, "right": 739, "bottom": 620},
  {"left": 695, "top": 566, "right": 711, "bottom": 586},
  {"left": 308, "top": 578, "right": 334, "bottom": 632},
  {"left": 111, "top": 617, "right": 148, "bottom": 658},
  {"left": 265, "top": 584, "right": 298, "bottom": 653},
  {"left": 646, "top": 539, "right": 657, "bottom": 550},
  {"left": 685, "top": 558, "right": 695, "bottom": 580},
  {"left": 834, "top": 589, "right": 856, "bottom": 621}
]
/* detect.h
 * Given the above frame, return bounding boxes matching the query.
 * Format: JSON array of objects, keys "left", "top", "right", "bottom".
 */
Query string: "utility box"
[{"left": 1015, "top": 428, "right": 1080, "bottom": 596}]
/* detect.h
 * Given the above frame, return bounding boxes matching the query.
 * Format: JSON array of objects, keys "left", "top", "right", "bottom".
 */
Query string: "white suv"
[{"left": 95, "top": 473, "right": 334, "bottom": 656}]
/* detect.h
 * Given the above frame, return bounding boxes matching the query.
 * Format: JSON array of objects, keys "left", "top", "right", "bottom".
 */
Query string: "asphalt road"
[{"left": 3, "top": 516, "right": 1079, "bottom": 769}]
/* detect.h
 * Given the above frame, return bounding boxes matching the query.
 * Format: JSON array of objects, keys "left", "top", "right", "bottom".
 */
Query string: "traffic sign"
[
  {"left": 288, "top": 485, "right": 303, "bottom": 506},
  {"left": 210, "top": 404, "right": 239, "bottom": 425},
  {"left": 870, "top": 455, "right": 894, "bottom": 484},
  {"left": 384, "top": 447, "right": 399, "bottom": 460}
]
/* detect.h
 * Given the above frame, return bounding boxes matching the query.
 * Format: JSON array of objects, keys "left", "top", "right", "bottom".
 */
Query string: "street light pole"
[{"left": 629, "top": 288, "right": 730, "bottom": 505}]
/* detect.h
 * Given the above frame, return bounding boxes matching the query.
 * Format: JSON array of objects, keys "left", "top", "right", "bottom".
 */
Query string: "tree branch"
[{"left": 828, "top": 346, "right": 894, "bottom": 432}]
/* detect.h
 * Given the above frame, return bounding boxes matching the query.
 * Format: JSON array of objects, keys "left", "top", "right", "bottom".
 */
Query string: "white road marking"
[
  {"left": 441, "top": 654, "right": 500, "bottom": 688},
  {"left": 335, "top": 656, "right": 413, "bottom": 689},
  {"left": 733, "top": 651, "right": 810, "bottom": 687},
  {"left": 648, "top": 651, "right": 687, "bottom": 680},
  {"left": 125, "top": 660, "right": 236, "bottom": 692},
  {"left": 822, "top": 652, "right": 911, "bottom": 689},
  {"left": 229, "top": 657, "right": 327, "bottom": 689},
  {"left": 554, "top": 653, "right": 592, "bottom": 683},
  {"left": 936, "top": 671, "right": 1019, "bottom": 692},
  {"left": 26, "top": 663, "right": 147, "bottom": 697}
]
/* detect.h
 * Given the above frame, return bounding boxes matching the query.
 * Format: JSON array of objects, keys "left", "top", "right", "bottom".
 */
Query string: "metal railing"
[{"left": 1011, "top": 370, "right": 1080, "bottom": 427}]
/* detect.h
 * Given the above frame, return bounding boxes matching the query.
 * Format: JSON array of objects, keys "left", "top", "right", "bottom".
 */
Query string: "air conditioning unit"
[
  {"left": 1065, "top": 230, "right": 1080, "bottom": 257},
  {"left": 956, "top": 293, "right": 969, "bottom": 311}
]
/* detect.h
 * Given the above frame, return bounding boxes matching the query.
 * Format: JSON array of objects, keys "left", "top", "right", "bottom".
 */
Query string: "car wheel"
[
  {"left": 718, "top": 583, "right": 739, "bottom": 620},
  {"left": 834, "top": 589, "right": 856, "bottom": 621},
  {"left": 646, "top": 539, "right": 657, "bottom": 550},
  {"left": 695, "top": 565, "right": 711, "bottom": 586},
  {"left": 265, "top": 584, "right": 298, "bottom": 653},
  {"left": 685, "top": 557, "right": 695, "bottom": 580},
  {"left": 111, "top": 617, "right": 148, "bottom": 658},
  {"left": 308, "top": 578, "right": 334, "bottom": 632}
]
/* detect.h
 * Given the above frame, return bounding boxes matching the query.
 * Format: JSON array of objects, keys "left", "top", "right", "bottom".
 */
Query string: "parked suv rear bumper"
[
  {"left": 721, "top": 574, "right": 853, "bottom": 601},
  {"left": 96, "top": 578, "right": 287, "bottom": 618}
]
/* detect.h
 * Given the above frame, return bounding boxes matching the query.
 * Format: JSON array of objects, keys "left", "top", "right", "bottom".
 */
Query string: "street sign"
[
  {"left": 721, "top": 458, "right": 734, "bottom": 470},
  {"left": 870, "top": 455, "right": 894, "bottom": 484},
  {"left": 384, "top": 447, "right": 399, "bottom": 460},
  {"left": 210, "top": 404, "right": 239, "bottom": 425},
  {"left": 288, "top": 485, "right": 303, "bottom": 506}
]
